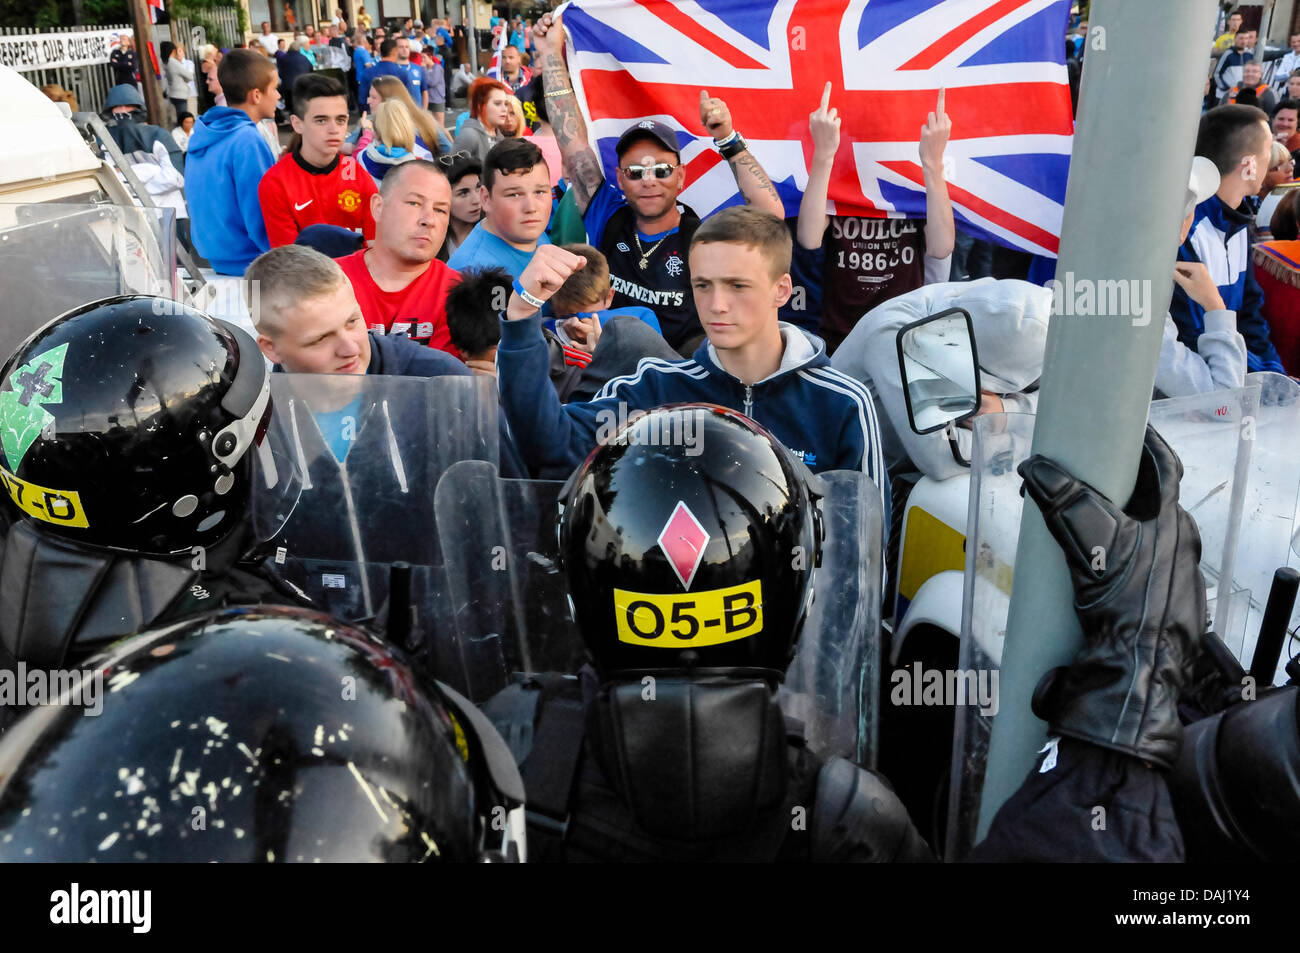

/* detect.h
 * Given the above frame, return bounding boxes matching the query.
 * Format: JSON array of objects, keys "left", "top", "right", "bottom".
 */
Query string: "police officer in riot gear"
[
  {"left": 486, "top": 404, "right": 934, "bottom": 862},
  {"left": 976, "top": 425, "right": 1300, "bottom": 862},
  {"left": 0, "top": 606, "right": 526, "bottom": 862},
  {"left": 0, "top": 295, "right": 307, "bottom": 677}
]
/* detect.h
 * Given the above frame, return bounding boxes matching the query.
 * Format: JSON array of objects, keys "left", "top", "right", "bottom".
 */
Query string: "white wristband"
[
  {"left": 512, "top": 278, "right": 546, "bottom": 310},
  {"left": 713, "top": 130, "right": 738, "bottom": 148}
]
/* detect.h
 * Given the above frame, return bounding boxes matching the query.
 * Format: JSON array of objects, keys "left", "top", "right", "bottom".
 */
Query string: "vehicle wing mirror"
[{"left": 895, "top": 307, "right": 982, "bottom": 435}]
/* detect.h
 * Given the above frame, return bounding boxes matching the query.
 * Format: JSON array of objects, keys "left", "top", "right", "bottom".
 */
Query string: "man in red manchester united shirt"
[
  {"left": 336, "top": 159, "right": 461, "bottom": 354},
  {"left": 259, "top": 73, "right": 378, "bottom": 247}
]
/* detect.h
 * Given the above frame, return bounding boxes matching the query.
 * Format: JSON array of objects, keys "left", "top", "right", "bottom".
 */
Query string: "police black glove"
[{"left": 1019, "top": 424, "right": 1205, "bottom": 770}]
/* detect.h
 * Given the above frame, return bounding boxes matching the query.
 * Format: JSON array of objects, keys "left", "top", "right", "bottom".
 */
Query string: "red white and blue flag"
[
  {"left": 486, "top": 23, "right": 508, "bottom": 79},
  {"left": 560, "top": 0, "right": 1075, "bottom": 257}
]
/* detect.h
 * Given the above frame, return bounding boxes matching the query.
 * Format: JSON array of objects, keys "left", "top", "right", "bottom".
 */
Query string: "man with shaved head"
[{"left": 335, "top": 159, "right": 463, "bottom": 355}]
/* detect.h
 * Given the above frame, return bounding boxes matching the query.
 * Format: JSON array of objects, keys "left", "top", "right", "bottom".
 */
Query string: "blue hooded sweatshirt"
[
  {"left": 496, "top": 314, "right": 889, "bottom": 526},
  {"left": 184, "top": 107, "right": 275, "bottom": 276},
  {"left": 1170, "top": 195, "right": 1284, "bottom": 374}
]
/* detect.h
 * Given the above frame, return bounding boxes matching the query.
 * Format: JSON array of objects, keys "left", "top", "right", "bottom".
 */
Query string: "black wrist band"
[{"left": 719, "top": 133, "right": 748, "bottom": 160}]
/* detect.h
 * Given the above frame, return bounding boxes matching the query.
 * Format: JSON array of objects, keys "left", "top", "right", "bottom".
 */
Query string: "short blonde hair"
[
  {"left": 244, "top": 245, "right": 347, "bottom": 337},
  {"left": 691, "top": 206, "right": 792, "bottom": 279}
]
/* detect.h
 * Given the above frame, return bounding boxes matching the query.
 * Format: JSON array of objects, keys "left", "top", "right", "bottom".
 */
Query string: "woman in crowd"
[
  {"left": 501, "top": 95, "right": 527, "bottom": 139},
  {"left": 359, "top": 100, "right": 421, "bottom": 183},
  {"left": 452, "top": 77, "right": 513, "bottom": 163},
  {"left": 353, "top": 75, "right": 449, "bottom": 155},
  {"left": 440, "top": 155, "right": 483, "bottom": 261},
  {"left": 161, "top": 41, "right": 193, "bottom": 125},
  {"left": 1261, "top": 139, "right": 1296, "bottom": 197}
]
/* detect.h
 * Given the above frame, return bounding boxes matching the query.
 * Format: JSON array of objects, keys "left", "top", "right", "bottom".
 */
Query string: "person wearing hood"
[
  {"left": 453, "top": 77, "right": 512, "bottom": 163},
  {"left": 832, "top": 160, "right": 1249, "bottom": 486},
  {"left": 101, "top": 84, "right": 191, "bottom": 252},
  {"left": 831, "top": 277, "right": 1050, "bottom": 483},
  {"left": 185, "top": 50, "right": 279, "bottom": 276},
  {"left": 101, "top": 83, "right": 186, "bottom": 175},
  {"left": 494, "top": 206, "right": 890, "bottom": 533}
]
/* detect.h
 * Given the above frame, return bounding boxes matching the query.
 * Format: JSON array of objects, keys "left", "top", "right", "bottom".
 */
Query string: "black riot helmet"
[
  {"left": 557, "top": 404, "right": 824, "bottom": 678},
  {"left": 0, "top": 607, "right": 526, "bottom": 862},
  {"left": 0, "top": 295, "right": 271, "bottom": 556}
]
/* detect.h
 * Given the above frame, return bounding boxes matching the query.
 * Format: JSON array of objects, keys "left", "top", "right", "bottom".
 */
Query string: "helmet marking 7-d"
[
  {"left": 0, "top": 296, "right": 271, "bottom": 556},
  {"left": 558, "top": 404, "right": 824, "bottom": 677}
]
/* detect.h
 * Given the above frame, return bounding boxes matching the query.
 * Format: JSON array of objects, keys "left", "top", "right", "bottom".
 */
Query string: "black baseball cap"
[{"left": 615, "top": 120, "right": 681, "bottom": 159}]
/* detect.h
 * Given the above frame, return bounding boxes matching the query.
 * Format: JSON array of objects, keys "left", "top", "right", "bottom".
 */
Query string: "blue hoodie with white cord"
[
  {"left": 184, "top": 106, "right": 275, "bottom": 276},
  {"left": 495, "top": 315, "right": 889, "bottom": 522}
]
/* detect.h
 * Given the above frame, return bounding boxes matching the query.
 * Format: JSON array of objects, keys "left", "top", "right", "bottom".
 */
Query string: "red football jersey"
[
  {"left": 337, "top": 250, "right": 460, "bottom": 355},
  {"left": 259, "top": 152, "right": 378, "bottom": 248}
]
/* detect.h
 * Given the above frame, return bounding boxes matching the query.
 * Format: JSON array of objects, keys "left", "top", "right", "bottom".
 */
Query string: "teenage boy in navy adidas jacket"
[
  {"left": 1170, "top": 105, "right": 1285, "bottom": 374},
  {"left": 496, "top": 206, "right": 889, "bottom": 520}
]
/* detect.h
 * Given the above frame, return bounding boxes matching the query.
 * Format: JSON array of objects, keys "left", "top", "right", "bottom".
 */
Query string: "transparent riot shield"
[
  {"left": 1229, "top": 374, "right": 1300, "bottom": 670},
  {"left": 251, "top": 373, "right": 499, "bottom": 643},
  {"left": 431, "top": 458, "right": 579, "bottom": 703},
  {"left": 783, "top": 471, "right": 883, "bottom": 768},
  {"left": 0, "top": 203, "right": 176, "bottom": 360},
  {"left": 434, "top": 462, "right": 883, "bottom": 766},
  {"left": 944, "top": 384, "right": 1268, "bottom": 860},
  {"left": 943, "top": 411, "right": 1034, "bottom": 862}
]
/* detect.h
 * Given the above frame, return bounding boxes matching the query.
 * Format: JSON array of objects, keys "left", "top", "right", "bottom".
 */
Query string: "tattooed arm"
[
  {"left": 699, "top": 90, "right": 786, "bottom": 218},
  {"left": 533, "top": 12, "right": 605, "bottom": 215}
]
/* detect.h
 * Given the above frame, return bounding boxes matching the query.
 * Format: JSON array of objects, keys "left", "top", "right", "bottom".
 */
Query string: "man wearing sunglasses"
[{"left": 532, "top": 11, "right": 786, "bottom": 356}]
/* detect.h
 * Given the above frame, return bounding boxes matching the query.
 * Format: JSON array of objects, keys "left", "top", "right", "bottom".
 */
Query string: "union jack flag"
[{"left": 560, "top": 0, "right": 1074, "bottom": 257}]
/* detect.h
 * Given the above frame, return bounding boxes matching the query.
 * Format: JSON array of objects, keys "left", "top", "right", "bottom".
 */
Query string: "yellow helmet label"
[
  {"left": 0, "top": 465, "right": 88, "bottom": 528},
  {"left": 613, "top": 579, "right": 762, "bottom": 649}
]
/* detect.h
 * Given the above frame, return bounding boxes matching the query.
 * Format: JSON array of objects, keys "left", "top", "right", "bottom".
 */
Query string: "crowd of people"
[
  {"left": 52, "top": 3, "right": 1287, "bottom": 555},
  {"left": 94, "top": 10, "right": 1256, "bottom": 534},
  {"left": 8, "top": 3, "right": 1300, "bottom": 868}
]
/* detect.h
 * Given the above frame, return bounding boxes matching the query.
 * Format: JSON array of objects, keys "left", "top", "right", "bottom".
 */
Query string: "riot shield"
[
  {"left": 1228, "top": 374, "right": 1300, "bottom": 666},
  {"left": 431, "top": 458, "right": 579, "bottom": 703},
  {"left": 0, "top": 203, "right": 176, "bottom": 361},
  {"left": 252, "top": 373, "right": 499, "bottom": 637},
  {"left": 783, "top": 471, "right": 883, "bottom": 768},
  {"left": 943, "top": 383, "right": 1273, "bottom": 860},
  {"left": 434, "top": 462, "right": 883, "bottom": 766}
]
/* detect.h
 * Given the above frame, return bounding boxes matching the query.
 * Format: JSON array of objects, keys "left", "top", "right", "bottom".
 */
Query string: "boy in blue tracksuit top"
[
  {"left": 497, "top": 207, "right": 889, "bottom": 523},
  {"left": 185, "top": 50, "right": 280, "bottom": 276},
  {"left": 1169, "top": 105, "right": 1284, "bottom": 374}
]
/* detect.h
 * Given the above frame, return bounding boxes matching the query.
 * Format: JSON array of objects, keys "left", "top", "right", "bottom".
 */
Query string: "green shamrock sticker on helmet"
[{"left": 0, "top": 343, "right": 67, "bottom": 471}]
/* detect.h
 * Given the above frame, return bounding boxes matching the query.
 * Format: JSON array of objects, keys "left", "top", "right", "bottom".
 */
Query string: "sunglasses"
[
  {"left": 620, "top": 162, "right": 679, "bottom": 181},
  {"left": 436, "top": 150, "right": 471, "bottom": 166}
]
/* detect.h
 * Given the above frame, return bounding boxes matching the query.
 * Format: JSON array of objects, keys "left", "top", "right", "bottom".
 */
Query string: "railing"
[
  {"left": 2, "top": 23, "right": 132, "bottom": 117},
  {"left": 170, "top": 5, "right": 244, "bottom": 53},
  {"left": 6, "top": 9, "right": 245, "bottom": 117}
]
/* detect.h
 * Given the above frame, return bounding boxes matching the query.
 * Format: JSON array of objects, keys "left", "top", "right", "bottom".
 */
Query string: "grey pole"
[
  {"left": 466, "top": 0, "right": 479, "bottom": 71},
  {"left": 975, "top": 0, "right": 1222, "bottom": 840}
]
